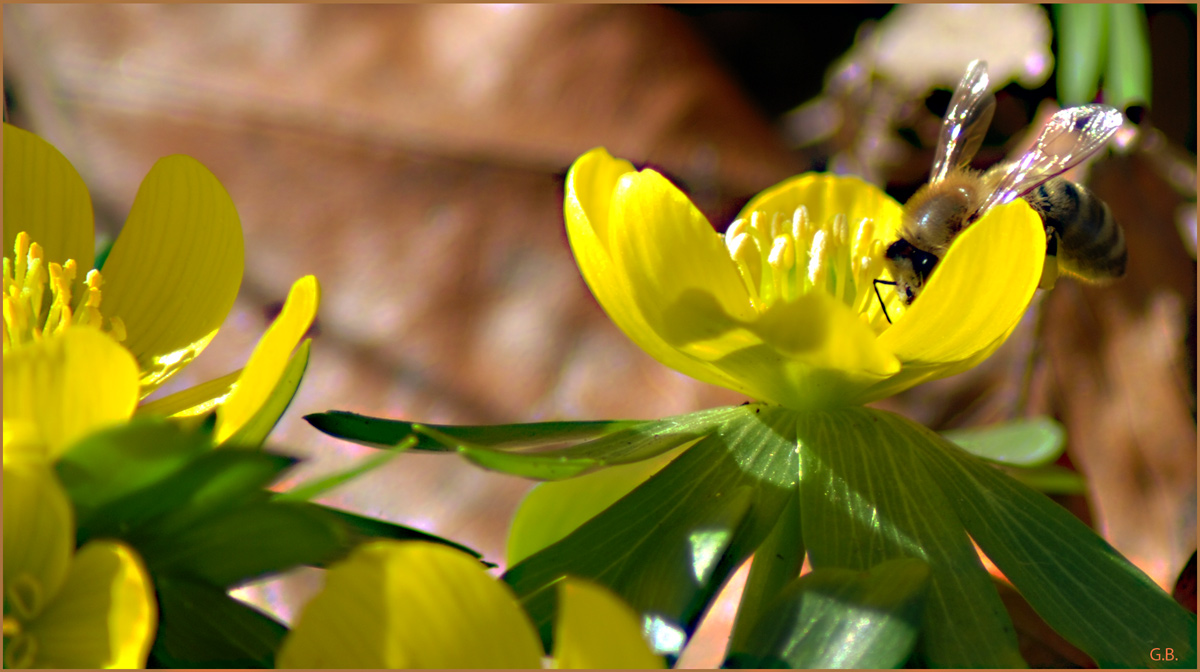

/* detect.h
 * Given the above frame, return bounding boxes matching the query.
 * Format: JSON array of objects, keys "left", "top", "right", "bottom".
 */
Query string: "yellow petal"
[
  {"left": 3, "top": 462, "right": 74, "bottom": 614},
  {"left": 862, "top": 200, "right": 1044, "bottom": 402},
  {"left": 565, "top": 149, "right": 749, "bottom": 395},
  {"left": 28, "top": 541, "right": 157, "bottom": 669},
  {"left": 609, "top": 168, "right": 756, "bottom": 335},
  {"left": 277, "top": 541, "right": 543, "bottom": 669},
  {"left": 554, "top": 578, "right": 665, "bottom": 669},
  {"left": 216, "top": 276, "right": 319, "bottom": 444},
  {"left": 2, "top": 124, "right": 95, "bottom": 294},
  {"left": 99, "top": 155, "right": 244, "bottom": 395},
  {"left": 3, "top": 327, "right": 140, "bottom": 460}
]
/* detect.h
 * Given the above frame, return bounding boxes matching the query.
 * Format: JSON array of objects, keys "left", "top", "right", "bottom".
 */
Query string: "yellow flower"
[
  {"left": 3, "top": 123, "right": 319, "bottom": 460},
  {"left": 3, "top": 461, "right": 156, "bottom": 668},
  {"left": 564, "top": 148, "right": 1045, "bottom": 410},
  {"left": 276, "top": 540, "right": 664, "bottom": 669}
]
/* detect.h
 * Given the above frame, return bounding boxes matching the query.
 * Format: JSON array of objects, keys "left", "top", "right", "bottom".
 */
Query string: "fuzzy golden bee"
[{"left": 875, "top": 60, "right": 1127, "bottom": 322}]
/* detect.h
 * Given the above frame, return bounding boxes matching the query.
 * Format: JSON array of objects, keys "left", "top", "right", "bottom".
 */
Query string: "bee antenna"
[{"left": 873, "top": 279, "right": 896, "bottom": 324}]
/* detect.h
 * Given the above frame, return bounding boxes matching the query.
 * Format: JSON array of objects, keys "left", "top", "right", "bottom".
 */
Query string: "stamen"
[
  {"left": 722, "top": 203, "right": 891, "bottom": 331},
  {"left": 75, "top": 269, "right": 104, "bottom": 328},
  {"left": 807, "top": 229, "right": 828, "bottom": 290},
  {"left": 3, "top": 232, "right": 124, "bottom": 351},
  {"left": 828, "top": 214, "right": 849, "bottom": 302},
  {"left": 768, "top": 235, "right": 794, "bottom": 303},
  {"left": 727, "top": 228, "right": 763, "bottom": 307},
  {"left": 6, "top": 573, "right": 44, "bottom": 620}
]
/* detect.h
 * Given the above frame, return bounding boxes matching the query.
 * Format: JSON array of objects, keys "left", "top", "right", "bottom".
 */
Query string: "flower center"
[
  {"left": 3, "top": 231, "right": 126, "bottom": 353},
  {"left": 723, "top": 207, "right": 894, "bottom": 330},
  {"left": 3, "top": 573, "right": 43, "bottom": 668}
]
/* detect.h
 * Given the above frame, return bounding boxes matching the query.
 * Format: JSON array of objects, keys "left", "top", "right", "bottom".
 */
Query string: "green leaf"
[
  {"left": 506, "top": 447, "right": 685, "bottom": 566},
  {"left": 306, "top": 410, "right": 637, "bottom": 450},
  {"left": 941, "top": 416, "right": 1065, "bottom": 466},
  {"left": 145, "top": 450, "right": 295, "bottom": 537},
  {"left": 137, "top": 501, "right": 345, "bottom": 587},
  {"left": 274, "top": 435, "right": 415, "bottom": 503},
  {"left": 309, "top": 504, "right": 485, "bottom": 562},
  {"left": 503, "top": 404, "right": 798, "bottom": 659},
  {"left": 725, "top": 558, "right": 930, "bottom": 669},
  {"left": 1002, "top": 463, "right": 1088, "bottom": 494},
  {"left": 727, "top": 486, "right": 804, "bottom": 657},
  {"left": 895, "top": 412, "right": 1198, "bottom": 668},
  {"left": 307, "top": 407, "right": 740, "bottom": 480},
  {"left": 76, "top": 449, "right": 294, "bottom": 546},
  {"left": 423, "top": 405, "right": 741, "bottom": 480},
  {"left": 56, "top": 416, "right": 213, "bottom": 520},
  {"left": 150, "top": 575, "right": 287, "bottom": 668},
  {"left": 223, "top": 338, "right": 312, "bottom": 449},
  {"left": 797, "top": 407, "right": 1025, "bottom": 668},
  {"left": 1106, "top": 3, "right": 1151, "bottom": 112},
  {"left": 454, "top": 438, "right": 600, "bottom": 479},
  {"left": 1056, "top": 3, "right": 1108, "bottom": 105}
]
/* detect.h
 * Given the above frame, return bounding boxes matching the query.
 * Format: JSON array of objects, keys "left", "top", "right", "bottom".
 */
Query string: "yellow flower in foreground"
[
  {"left": 565, "top": 148, "right": 1045, "bottom": 409},
  {"left": 3, "top": 123, "right": 319, "bottom": 460},
  {"left": 277, "top": 541, "right": 664, "bottom": 669},
  {"left": 3, "top": 461, "right": 156, "bottom": 668}
]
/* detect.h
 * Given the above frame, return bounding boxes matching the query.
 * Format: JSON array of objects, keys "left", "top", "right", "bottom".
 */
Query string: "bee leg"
[
  {"left": 873, "top": 279, "right": 896, "bottom": 324},
  {"left": 1039, "top": 229, "right": 1060, "bottom": 290}
]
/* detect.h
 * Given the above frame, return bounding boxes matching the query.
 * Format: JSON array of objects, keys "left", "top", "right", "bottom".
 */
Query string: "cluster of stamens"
[
  {"left": 723, "top": 206, "right": 890, "bottom": 327},
  {"left": 3, "top": 573, "right": 43, "bottom": 667},
  {"left": 3, "top": 231, "right": 126, "bottom": 352}
]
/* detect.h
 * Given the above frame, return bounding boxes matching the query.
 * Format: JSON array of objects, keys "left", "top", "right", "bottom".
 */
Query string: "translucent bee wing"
[
  {"left": 979, "top": 104, "right": 1125, "bottom": 214},
  {"left": 930, "top": 59, "right": 995, "bottom": 184}
]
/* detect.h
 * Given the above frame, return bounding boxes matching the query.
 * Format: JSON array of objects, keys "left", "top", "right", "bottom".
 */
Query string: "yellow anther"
[
  {"left": 769, "top": 235, "right": 795, "bottom": 303},
  {"left": 725, "top": 218, "right": 750, "bottom": 251},
  {"left": 831, "top": 213, "right": 849, "bottom": 247},
  {"left": 4, "top": 294, "right": 23, "bottom": 348},
  {"left": 13, "top": 232, "right": 31, "bottom": 287},
  {"left": 852, "top": 216, "right": 876, "bottom": 263},
  {"left": 728, "top": 230, "right": 763, "bottom": 305},
  {"left": 748, "top": 211, "right": 773, "bottom": 247},
  {"left": 791, "top": 206, "right": 809, "bottom": 245},
  {"left": 76, "top": 276, "right": 103, "bottom": 328},
  {"left": 62, "top": 258, "right": 78, "bottom": 284},
  {"left": 110, "top": 316, "right": 127, "bottom": 342},
  {"left": 808, "top": 229, "right": 829, "bottom": 290},
  {"left": 768, "top": 235, "right": 795, "bottom": 271},
  {"left": 769, "top": 212, "right": 785, "bottom": 239}
]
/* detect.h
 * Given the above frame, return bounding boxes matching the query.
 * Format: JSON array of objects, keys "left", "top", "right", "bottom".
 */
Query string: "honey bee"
[{"left": 875, "top": 59, "right": 1127, "bottom": 322}]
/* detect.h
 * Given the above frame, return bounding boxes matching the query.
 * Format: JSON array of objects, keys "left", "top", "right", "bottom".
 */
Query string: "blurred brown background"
[{"left": 5, "top": 4, "right": 1195, "bottom": 666}]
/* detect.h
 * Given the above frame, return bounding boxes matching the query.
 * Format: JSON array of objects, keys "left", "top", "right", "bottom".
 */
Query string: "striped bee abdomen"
[{"left": 1026, "top": 178, "right": 1126, "bottom": 282}]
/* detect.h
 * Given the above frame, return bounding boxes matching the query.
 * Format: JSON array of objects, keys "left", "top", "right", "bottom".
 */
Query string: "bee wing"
[
  {"left": 930, "top": 59, "right": 996, "bottom": 184},
  {"left": 979, "top": 104, "right": 1125, "bottom": 214}
]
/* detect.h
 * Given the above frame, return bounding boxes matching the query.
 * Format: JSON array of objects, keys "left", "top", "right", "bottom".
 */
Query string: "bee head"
[{"left": 885, "top": 238, "right": 940, "bottom": 284}]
